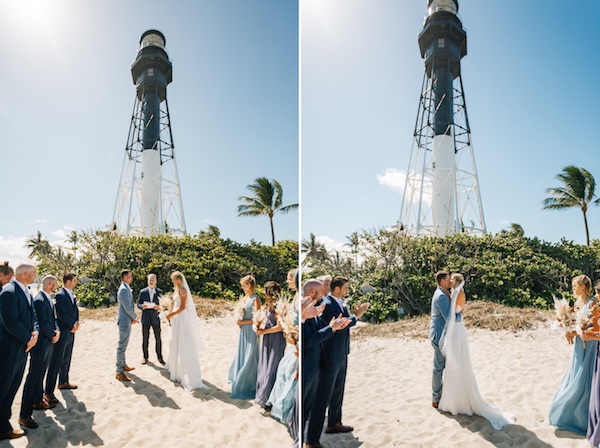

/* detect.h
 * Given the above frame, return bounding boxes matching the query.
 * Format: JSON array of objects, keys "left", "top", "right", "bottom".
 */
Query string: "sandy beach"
[
  {"left": 3, "top": 311, "right": 595, "bottom": 447},
  {"left": 2, "top": 314, "right": 294, "bottom": 448},
  {"left": 318, "top": 323, "right": 591, "bottom": 448}
]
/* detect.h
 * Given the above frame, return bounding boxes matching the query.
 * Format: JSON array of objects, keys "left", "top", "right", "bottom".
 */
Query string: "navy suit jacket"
[
  {"left": 302, "top": 315, "right": 334, "bottom": 381},
  {"left": 320, "top": 295, "right": 358, "bottom": 364},
  {"left": 54, "top": 287, "right": 79, "bottom": 334},
  {"left": 0, "top": 281, "right": 38, "bottom": 348},
  {"left": 33, "top": 291, "right": 59, "bottom": 341},
  {"left": 137, "top": 286, "right": 163, "bottom": 325}
]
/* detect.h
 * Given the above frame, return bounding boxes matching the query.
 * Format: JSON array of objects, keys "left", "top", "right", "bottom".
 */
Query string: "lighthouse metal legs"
[{"left": 399, "top": 72, "right": 486, "bottom": 237}]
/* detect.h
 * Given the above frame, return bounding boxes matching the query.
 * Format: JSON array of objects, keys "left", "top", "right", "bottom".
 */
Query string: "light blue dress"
[
  {"left": 228, "top": 294, "right": 259, "bottom": 399},
  {"left": 266, "top": 346, "right": 298, "bottom": 423},
  {"left": 549, "top": 297, "right": 598, "bottom": 434}
]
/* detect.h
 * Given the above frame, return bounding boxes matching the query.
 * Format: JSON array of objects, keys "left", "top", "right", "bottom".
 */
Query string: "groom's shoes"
[
  {"left": 115, "top": 373, "right": 131, "bottom": 382},
  {"left": 123, "top": 365, "right": 135, "bottom": 371},
  {"left": 432, "top": 402, "right": 439, "bottom": 409},
  {"left": 57, "top": 382, "right": 77, "bottom": 390},
  {"left": 325, "top": 423, "right": 354, "bottom": 434}
]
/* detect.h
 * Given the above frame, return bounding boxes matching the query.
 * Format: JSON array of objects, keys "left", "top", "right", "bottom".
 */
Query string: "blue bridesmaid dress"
[
  {"left": 266, "top": 346, "right": 298, "bottom": 423},
  {"left": 549, "top": 297, "right": 598, "bottom": 434},
  {"left": 228, "top": 294, "right": 259, "bottom": 399}
]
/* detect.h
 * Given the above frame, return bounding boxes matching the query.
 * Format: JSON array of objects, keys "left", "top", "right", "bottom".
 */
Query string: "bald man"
[{"left": 0, "top": 263, "right": 39, "bottom": 439}]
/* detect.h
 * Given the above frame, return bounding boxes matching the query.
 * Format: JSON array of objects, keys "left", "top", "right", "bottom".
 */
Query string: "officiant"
[{"left": 137, "top": 274, "right": 165, "bottom": 365}]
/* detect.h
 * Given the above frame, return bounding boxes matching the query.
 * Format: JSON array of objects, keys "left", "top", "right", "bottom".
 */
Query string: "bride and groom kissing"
[{"left": 429, "top": 271, "right": 515, "bottom": 430}]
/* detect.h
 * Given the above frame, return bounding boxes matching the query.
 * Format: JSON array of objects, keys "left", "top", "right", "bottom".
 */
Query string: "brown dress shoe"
[
  {"left": 57, "top": 382, "right": 78, "bottom": 390},
  {"left": 325, "top": 423, "right": 354, "bottom": 433},
  {"left": 0, "top": 429, "right": 27, "bottom": 440},
  {"left": 44, "top": 399, "right": 57, "bottom": 409},
  {"left": 141, "top": 359, "right": 148, "bottom": 365},
  {"left": 115, "top": 373, "right": 131, "bottom": 381},
  {"left": 432, "top": 402, "right": 439, "bottom": 408},
  {"left": 33, "top": 401, "right": 50, "bottom": 410},
  {"left": 18, "top": 417, "right": 38, "bottom": 429},
  {"left": 44, "top": 394, "right": 59, "bottom": 404},
  {"left": 123, "top": 365, "right": 135, "bottom": 371}
]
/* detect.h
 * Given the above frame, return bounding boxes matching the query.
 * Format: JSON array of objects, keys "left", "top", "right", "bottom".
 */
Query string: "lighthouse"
[
  {"left": 113, "top": 30, "right": 186, "bottom": 236},
  {"left": 399, "top": 0, "right": 486, "bottom": 236}
]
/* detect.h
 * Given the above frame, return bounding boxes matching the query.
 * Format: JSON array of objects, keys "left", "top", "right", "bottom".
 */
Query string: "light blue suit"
[
  {"left": 116, "top": 282, "right": 137, "bottom": 374},
  {"left": 428, "top": 285, "right": 460, "bottom": 403}
]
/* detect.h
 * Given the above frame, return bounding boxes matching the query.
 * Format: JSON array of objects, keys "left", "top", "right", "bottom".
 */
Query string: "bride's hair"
[
  {"left": 450, "top": 273, "right": 464, "bottom": 285},
  {"left": 170, "top": 271, "right": 184, "bottom": 288},
  {"left": 264, "top": 281, "right": 281, "bottom": 312}
]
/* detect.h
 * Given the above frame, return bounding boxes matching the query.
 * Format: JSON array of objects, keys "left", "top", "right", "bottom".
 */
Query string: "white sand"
[
  {"left": 316, "top": 324, "right": 592, "bottom": 448},
  {"left": 4, "top": 316, "right": 293, "bottom": 448}
]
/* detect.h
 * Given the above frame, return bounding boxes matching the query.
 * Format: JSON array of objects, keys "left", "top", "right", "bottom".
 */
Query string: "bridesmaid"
[
  {"left": 582, "top": 281, "right": 600, "bottom": 446},
  {"left": 254, "top": 281, "right": 286, "bottom": 409},
  {"left": 228, "top": 275, "right": 261, "bottom": 399},
  {"left": 549, "top": 274, "right": 597, "bottom": 434}
]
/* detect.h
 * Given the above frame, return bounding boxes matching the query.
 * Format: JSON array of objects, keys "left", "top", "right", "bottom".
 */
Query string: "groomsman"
[
  {"left": 0, "top": 263, "right": 39, "bottom": 440},
  {"left": 301, "top": 279, "right": 348, "bottom": 446},
  {"left": 137, "top": 273, "right": 164, "bottom": 365},
  {"left": 116, "top": 269, "right": 138, "bottom": 381},
  {"left": 45, "top": 273, "right": 79, "bottom": 405},
  {"left": 19, "top": 275, "right": 60, "bottom": 429},
  {"left": 305, "top": 276, "right": 369, "bottom": 448}
]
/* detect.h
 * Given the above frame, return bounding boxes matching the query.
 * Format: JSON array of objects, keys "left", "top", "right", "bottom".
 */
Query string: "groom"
[
  {"left": 137, "top": 273, "right": 164, "bottom": 365},
  {"left": 429, "top": 270, "right": 460, "bottom": 408},
  {"left": 115, "top": 269, "right": 138, "bottom": 382}
]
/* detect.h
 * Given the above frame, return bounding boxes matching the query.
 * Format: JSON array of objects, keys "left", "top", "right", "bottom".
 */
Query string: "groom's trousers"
[
  {"left": 432, "top": 345, "right": 446, "bottom": 403},
  {"left": 116, "top": 324, "right": 132, "bottom": 374}
]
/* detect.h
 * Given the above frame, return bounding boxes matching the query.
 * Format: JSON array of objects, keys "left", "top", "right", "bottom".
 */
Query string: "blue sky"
[
  {"left": 301, "top": 0, "right": 600, "bottom": 252},
  {"left": 0, "top": 0, "right": 298, "bottom": 265}
]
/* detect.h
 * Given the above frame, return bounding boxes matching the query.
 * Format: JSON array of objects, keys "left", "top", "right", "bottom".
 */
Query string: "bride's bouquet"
[
  {"left": 233, "top": 295, "right": 247, "bottom": 322},
  {"left": 252, "top": 307, "right": 268, "bottom": 333},
  {"left": 158, "top": 294, "right": 173, "bottom": 326},
  {"left": 552, "top": 296, "right": 575, "bottom": 332}
]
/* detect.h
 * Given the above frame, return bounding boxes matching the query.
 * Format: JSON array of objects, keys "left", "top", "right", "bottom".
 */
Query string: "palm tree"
[
  {"left": 543, "top": 165, "right": 600, "bottom": 245},
  {"left": 301, "top": 233, "right": 328, "bottom": 266},
  {"left": 25, "top": 231, "right": 51, "bottom": 260},
  {"left": 345, "top": 232, "right": 361, "bottom": 265},
  {"left": 237, "top": 177, "right": 298, "bottom": 245}
]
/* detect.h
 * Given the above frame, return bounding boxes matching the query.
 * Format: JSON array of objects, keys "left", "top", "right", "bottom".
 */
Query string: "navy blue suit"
[
  {"left": 301, "top": 311, "right": 334, "bottom": 442},
  {"left": 46, "top": 287, "right": 79, "bottom": 394},
  {"left": 305, "top": 295, "right": 357, "bottom": 444},
  {"left": 0, "top": 281, "right": 38, "bottom": 433},
  {"left": 20, "top": 291, "right": 59, "bottom": 418},
  {"left": 137, "top": 286, "right": 164, "bottom": 360}
]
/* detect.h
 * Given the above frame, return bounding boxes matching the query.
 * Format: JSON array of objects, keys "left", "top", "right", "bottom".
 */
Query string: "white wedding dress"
[
  {"left": 165, "top": 279, "right": 206, "bottom": 392},
  {"left": 438, "top": 282, "right": 515, "bottom": 430}
]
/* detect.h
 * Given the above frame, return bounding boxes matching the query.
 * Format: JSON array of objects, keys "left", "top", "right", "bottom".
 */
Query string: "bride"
[
  {"left": 438, "top": 273, "right": 515, "bottom": 430},
  {"left": 165, "top": 271, "right": 206, "bottom": 392}
]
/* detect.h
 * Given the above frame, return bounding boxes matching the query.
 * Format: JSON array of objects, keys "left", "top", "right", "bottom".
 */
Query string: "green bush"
[{"left": 76, "top": 282, "right": 112, "bottom": 308}]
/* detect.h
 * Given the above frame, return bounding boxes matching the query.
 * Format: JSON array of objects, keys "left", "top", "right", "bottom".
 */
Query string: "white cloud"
[
  {"left": 315, "top": 235, "right": 347, "bottom": 254},
  {"left": 0, "top": 236, "right": 34, "bottom": 266},
  {"left": 51, "top": 229, "right": 68, "bottom": 240},
  {"left": 35, "top": 219, "right": 48, "bottom": 223},
  {"left": 201, "top": 218, "right": 218, "bottom": 227},
  {"left": 377, "top": 167, "right": 406, "bottom": 195}
]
